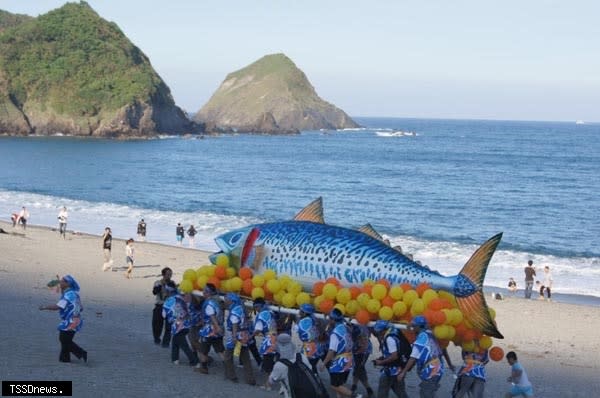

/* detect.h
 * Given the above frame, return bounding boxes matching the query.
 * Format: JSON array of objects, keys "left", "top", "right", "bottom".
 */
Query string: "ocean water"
[{"left": 1, "top": 117, "right": 599, "bottom": 298}]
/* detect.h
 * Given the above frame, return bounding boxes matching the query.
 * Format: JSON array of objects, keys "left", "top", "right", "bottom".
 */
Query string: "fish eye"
[{"left": 229, "top": 231, "right": 244, "bottom": 246}]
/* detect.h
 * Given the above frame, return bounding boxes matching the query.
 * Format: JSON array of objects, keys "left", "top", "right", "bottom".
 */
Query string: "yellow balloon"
[
  {"left": 371, "top": 284, "right": 387, "bottom": 300},
  {"left": 274, "top": 290, "right": 285, "bottom": 304},
  {"left": 410, "top": 298, "right": 425, "bottom": 316},
  {"left": 366, "top": 298, "right": 381, "bottom": 314},
  {"left": 183, "top": 269, "right": 197, "bottom": 281},
  {"left": 196, "top": 275, "right": 209, "bottom": 289},
  {"left": 462, "top": 340, "right": 475, "bottom": 352},
  {"left": 392, "top": 301, "right": 407, "bottom": 317},
  {"left": 287, "top": 281, "right": 302, "bottom": 295},
  {"left": 221, "top": 279, "right": 230, "bottom": 292},
  {"left": 446, "top": 325, "right": 456, "bottom": 340},
  {"left": 215, "top": 253, "right": 229, "bottom": 267},
  {"left": 229, "top": 276, "right": 243, "bottom": 292},
  {"left": 279, "top": 275, "right": 292, "bottom": 289},
  {"left": 179, "top": 279, "right": 193, "bottom": 293},
  {"left": 357, "top": 293, "right": 371, "bottom": 308},
  {"left": 323, "top": 283, "right": 338, "bottom": 300},
  {"left": 226, "top": 267, "right": 236, "bottom": 279},
  {"left": 389, "top": 285, "right": 404, "bottom": 300},
  {"left": 313, "top": 295, "right": 325, "bottom": 310},
  {"left": 403, "top": 290, "right": 418, "bottom": 307},
  {"left": 205, "top": 265, "right": 216, "bottom": 277},
  {"left": 296, "top": 292, "right": 311, "bottom": 306},
  {"left": 438, "top": 291, "right": 458, "bottom": 308},
  {"left": 282, "top": 293, "right": 296, "bottom": 308},
  {"left": 448, "top": 308, "right": 463, "bottom": 326},
  {"left": 252, "top": 275, "right": 265, "bottom": 287},
  {"left": 263, "top": 269, "right": 277, "bottom": 281},
  {"left": 421, "top": 289, "right": 438, "bottom": 306},
  {"left": 336, "top": 288, "right": 351, "bottom": 304},
  {"left": 488, "top": 307, "right": 496, "bottom": 320},
  {"left": 433, "top": 325, "right": 448, "bottom": 340},
  {"left": 266, "top": 279, "right": 281, "bottom": 294},
  {"left": 379, "top": 306, "right": 393, "bottom": 320},
  {"left": 479, "top": 335, "right": 493, "bottom": 350},
  {"left": 334, "top": 303, "right": 346, "bottom": 314},
  {"left": 251, "top": 287, "right": 265, "bottom": 299},
  {"left": 345, "top": 300, "right": 360, "bottom": 316}
]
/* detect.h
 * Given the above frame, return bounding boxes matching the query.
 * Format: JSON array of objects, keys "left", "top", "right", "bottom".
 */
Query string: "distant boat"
[
  {"left": 375, "top": 130, "right": 417, "bottom": 137},
  {"left": 575, "top": 120, "right": 585, "bottom": 125}
]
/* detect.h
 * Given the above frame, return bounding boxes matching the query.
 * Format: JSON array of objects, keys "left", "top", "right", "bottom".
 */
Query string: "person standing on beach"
[
  {"left": 152, "top": 267, "right": 176, "bottom": 346},
  {"left": 176, "top": 223, "right": 184, "bottom": 246},
  {"left": 125, "top": 238, "right": 134, "bottom": 279},
  {"left": 505, "top": 351, "right": 534, "bottom": 397},
  {"left": 39, "top": 275, "right": 87, "bottom": 363},
  {"left": 524, "top": 260, "right": 536, "bottom": 299},
  {"left": 539, "top": 266, "right": 553, "bottom": 301},
  {"left": 187, "top": 224, "right": 197, "bottom": 248},
  {"left": 57, "top": 206, "right": 68, "bottom": 239},
  {"left": 102, "top": 227, "right": 113, "bottom": 271},
  {"left": 397, "top": 315, "right": 445, "bottom": 398},
  {"left": 137, "top": 219, "right": 147, "bottom": 242},
  {"left": 17, "top": 206, "right": 29, "bottom": 229}
]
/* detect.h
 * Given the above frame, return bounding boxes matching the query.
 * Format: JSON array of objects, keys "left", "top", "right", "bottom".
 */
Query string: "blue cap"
[
  {"left": 225, "top": 293, "right": 241, "bottom": 304},
  {"left": 329, "top": 308, "right": 344, "bottom": 322},
  {"left": 373, "top": 320, "right": 390, "bottom": 332},
  {"left": 411, "top": 315, "right": 428, "bottom": 328},
  {"left": 299, "top": 303, "right": 315, "bottom": 315}
]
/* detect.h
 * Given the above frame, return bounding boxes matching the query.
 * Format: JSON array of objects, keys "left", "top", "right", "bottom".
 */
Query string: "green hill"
[
  {"left": 194, "top": 53, "right": 359, "bottom": 134},
  {"left": 0, "top": 2, "right": 197, "bottom": 137}
]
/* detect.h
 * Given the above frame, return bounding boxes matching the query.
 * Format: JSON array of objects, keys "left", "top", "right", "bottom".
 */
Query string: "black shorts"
[
  {"left": 261, "top": 353, "right": 277, "bottom": 373},
  {"left": 199, "top": 336, "right": 224, "bottom": 355},
  {"left": 330, "top": 371, "right": 350, "bottom": 387},
  {"left": 353, "top": 353, "right": 368, "bottom": 379}
]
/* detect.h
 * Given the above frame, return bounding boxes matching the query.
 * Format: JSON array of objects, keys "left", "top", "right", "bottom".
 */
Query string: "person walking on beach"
[
  {"left": 505, "top": 351, "right": 534, "bottom": 397},
  {"left": 176, "top": 223, "right": 185, "bottom": 246},
  {"left": 187, "top": 224, "right": 197, "bottom": 248},
  {"left": 539, "top": 266, "right": 553, "bottom": 301},
  {"left": 39, "top": 275, "right": 87, "bottom": 363},
  {"left": 453, "top": 340, "right": 489, "bottom": 398},
  {"left": 125, "top": 238, "right": 134, "bottom": 279},
  {"left": 372, "top": 320, "right": 411, "bottom": 398},
  {"left": 17, "top": 206, "right": 29, "bottom": 229},
  {"left": 152, "top": 267, "right": 176, "bottom": 346},
  {"left": 137, "top": 219, "right": 147, "bottom": 242},
  {"left": 162, "top": 290, "right": 199, "bottom": 367},
  {"left": 252, "top": 297, "right": 279, "bottom": 375},
  {"left": 102, "top": 227, "right": 113, "bottom": 271},
  {"left": 397, "top": 315, "right": 445, "bottom": 398},
  {"left": 524, "top": 260, "right": 536, "bottom": 299},
  {"left": 197, "top": 283, "right": 225, "bottom": 374},
  {"left": 57, "top": 206, "right": 68, "bottom": 239},
  {"left": 296, "top": 303, "right": 321, "bottom": 372},
  {"left": 351, "top": 323, "right": 374, "bottom": 398},
  {"left": 223, "top": 293, "right": 256, "bottom": 385}
]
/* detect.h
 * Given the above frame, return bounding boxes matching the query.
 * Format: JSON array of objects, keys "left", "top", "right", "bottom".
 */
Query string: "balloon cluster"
[{"left": 180, "top": 254, "right": 501, "bottom": 354}]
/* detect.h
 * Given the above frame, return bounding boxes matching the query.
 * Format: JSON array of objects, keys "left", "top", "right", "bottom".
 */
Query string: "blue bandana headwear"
[
  {"left": 62, "top": 275, "right": 80, "bottom": 292},
  {"left": 225, "top": 293, "right": 241, "bottom": 304}
]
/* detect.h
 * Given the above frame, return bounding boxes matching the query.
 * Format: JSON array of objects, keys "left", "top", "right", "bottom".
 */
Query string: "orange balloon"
[
  {"left": 326, "top": 277, "right": 341, "bottom": 287},
  {"left": 239, "top": 267, "right": 253, "bottom": 281},
  {"left": 319, "top": 298, "right": 335, "bottom": 314},
  {"left": 381, "top": 295, "right": 396, "bottom": 308},
  {"left": 207, "top": 276, "right": 221, "bottom": 289},
  {"left": 489, "top": 346, "right": 504, "bottom": 362},
  {"left": 313, "top": 281, "right": 325, "bottom": 296},
  {"left": 400, "top": 283, "right": 413, "bottom": 292},
  {"left": 431, "top": 311, "right": 447, "bottom": 326},
  {"left": 349, "top": 286, "right": 362, "bottom": 299},
  {"left": 355, "top": 309, "right": 370, "bottom": 325},
  {"left": 214, "top": 266, "right": 228, "bottom": 280},
  {"left": 415, "top": 283, "right": 431, "bottom": 297},
  {"left": 362, "top": 284, "right": 373, "bottom": 296},
  {"left": 242, "top": 279, "right": 254, "bottom": 296}
]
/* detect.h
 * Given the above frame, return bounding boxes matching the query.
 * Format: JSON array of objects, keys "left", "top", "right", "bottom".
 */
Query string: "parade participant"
[
  {"left": 197, "top": 283, "right": 224, "bottom": 374},
  {"left": 505, "top": 351, "right": 534, "bottom": 397},
  {"left": 397, "top": 315, "right": 445, "bottom": 398},
  {"left": 319, "top": 308, "right": 359, "bottom": 398},
  {"left": 296, "top": 303, "right": 322, "bottom": 372},
  {"left": 372, "top": 320, "right": 411, "bottom": 398},
  {"left": 187, "top": 292, "right": 204, "bottom": 360},
  {"left": 252, "top": 297, "right": 278, "bottom": 374},
  {"left": 223, "top": 293, "right": 256, "bottom": 385},
  {"left": 57, "top": 206, "right": 68, "bottom": 238},
  {"left": 453, "top": 340, "right": 489, "bottom": 398},
  {"left": 351, "top": 323, "right": 375, "bottom": 398},
  {"left": 152, "top": 267, "right": 175, "bottom": 346},
  {"left": 39, "top": 275, "right": 87, "bottom": 363},
  {"left": 162, "top": 288, "right": 199, "bottom": 366}
]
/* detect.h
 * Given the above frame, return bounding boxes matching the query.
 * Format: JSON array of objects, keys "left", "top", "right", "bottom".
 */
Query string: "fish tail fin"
[{"left": 456, "top": 233, "right": 504, "bottom": 338}]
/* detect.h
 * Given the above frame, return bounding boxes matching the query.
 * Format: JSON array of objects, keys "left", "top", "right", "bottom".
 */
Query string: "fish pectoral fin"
[
  {"left": 357, "top": 223, "right": 385, "bottom": 242},
  {"left": 293, "top": 197, "right": 325, "bottom": 223},
  {"left": 250, "top": 244, "right": 267, "bottom": 271}
]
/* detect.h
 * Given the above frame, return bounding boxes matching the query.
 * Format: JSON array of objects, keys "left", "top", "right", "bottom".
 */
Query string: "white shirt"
[{"left": 58, "top": 210, "right": 68, "bottom": 223}]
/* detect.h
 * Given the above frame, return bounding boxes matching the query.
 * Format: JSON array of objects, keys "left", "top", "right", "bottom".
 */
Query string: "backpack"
[{"left": 280, "top": 353, "right": 330, "bottom": 398}]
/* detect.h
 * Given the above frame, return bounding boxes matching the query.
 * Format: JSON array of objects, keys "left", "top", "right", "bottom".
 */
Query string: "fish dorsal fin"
[
  {"left": 357, "top": 223, "right": 386, "bottom": 242},
  {"left": 294, "top": 197, "right": 325, "bottom": 223}
]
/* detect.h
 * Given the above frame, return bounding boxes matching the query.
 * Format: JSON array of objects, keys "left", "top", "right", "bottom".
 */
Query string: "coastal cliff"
[
  {"left": 0, "top": 2, "right": 198, "bottom": 138},
  {"left": 194, "top": 53, "right": 360, "bottom": 134}
]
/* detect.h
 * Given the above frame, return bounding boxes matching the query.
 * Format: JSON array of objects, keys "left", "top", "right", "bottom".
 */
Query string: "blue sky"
[{"left": 1, "top": 0, "right": 599, "bottom": 122}]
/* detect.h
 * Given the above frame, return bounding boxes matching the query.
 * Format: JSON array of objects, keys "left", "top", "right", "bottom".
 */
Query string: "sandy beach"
[{"left": 1, "top": 221, "right": 599, "bottom": 398}]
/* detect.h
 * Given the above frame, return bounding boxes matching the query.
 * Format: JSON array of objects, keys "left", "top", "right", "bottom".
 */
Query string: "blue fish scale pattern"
[{"left": 255, "top": 221, "right": 458, "bottom": 292}]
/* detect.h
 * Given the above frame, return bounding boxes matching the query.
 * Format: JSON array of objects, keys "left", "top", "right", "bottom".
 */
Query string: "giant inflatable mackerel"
[{"left": 211, "top": 198, "right": 503, "bottom": 338}]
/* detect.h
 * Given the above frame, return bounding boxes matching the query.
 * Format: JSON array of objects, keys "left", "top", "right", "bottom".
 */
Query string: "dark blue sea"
[{"left": 1, "top": 117, "right": 599, "bottom": 298}]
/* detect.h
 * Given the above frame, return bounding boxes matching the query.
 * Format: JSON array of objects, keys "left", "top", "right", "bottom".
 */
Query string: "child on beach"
[
  {"left": 539, "top": 266, "right": 553, "bottom": 301},
  {"left": 125, "top": 238, "right": 134, "bottom": 279},
  {"left": 508, "top": 277, "right": 517, "bottom": 293},
  {"left": 505, "top": 351, "right": 534, "bottom": 397}
]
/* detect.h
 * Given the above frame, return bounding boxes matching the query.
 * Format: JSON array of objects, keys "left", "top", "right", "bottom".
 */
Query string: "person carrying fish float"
[
  {"left": 252, "top": 297, "right": 279, "bottom": 375},
  {"left": 371, "top": 320, "right": 412, "bottom": 398},
  {"left": 397, "top": 316, "right": 445, "bottom": 398},
  {"left": 320, "top": 308, "right": 360, "bottom": 398},
  {"left": 223, "top": 293, "right": 256, "bottom": 385},
  {"left": 211, "top": 198, "right": 504, "bottom": 340},
  {"left": 296, "top": 303, "right": 323, "bottom": 373},
  {"left": 197, "top": 283, "right": 224, "bottom": 374}
]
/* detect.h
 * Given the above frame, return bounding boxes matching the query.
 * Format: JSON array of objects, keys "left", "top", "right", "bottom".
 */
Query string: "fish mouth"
[{"left": 213, "top": 227, "right": 260, "bottom": 270}]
